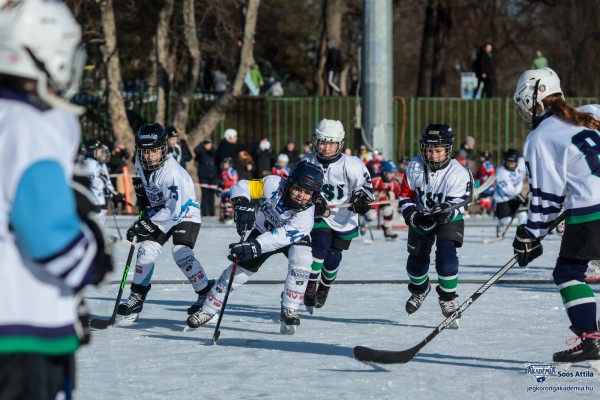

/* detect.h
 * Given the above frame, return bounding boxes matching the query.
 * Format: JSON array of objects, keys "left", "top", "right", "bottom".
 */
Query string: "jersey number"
[
  {"left": 322, "top": 183, "right": 345, "bottom": 201},
  {"left": 572, "top": 129, "right": 600, "bottom": 178}
]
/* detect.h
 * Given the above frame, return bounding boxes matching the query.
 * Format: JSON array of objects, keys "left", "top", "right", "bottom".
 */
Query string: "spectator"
[
  {"left": 460, "top": 135, "right": 477, "bottom": 173},
  {"left": 212, "top": 67, "right": 228, "bottom": 97},
  {"left": 215, "top": 128, "right": 267, "bottom": 170},
  {"left": 473, "top": 43, "right": 495, "bottom": 98},
  {"left": 165, "top": 126, "right": 193, "bottom": 169},
  {"left": 107, "top": 139, "right": 131, "bottom": 188},
  {"left": 0, "top": 1, "right": 113, "bottom": 398},
  {"left": 531, "top": 50, "right": 548, "bottom": 69},
  {"left": 280, "top": 140, "right": 300, "bottom": 168},
  {"left": 265, "top": 76, "right": 284, "bottom": 96},
  {"left": 254, "top": 139, "right": 274, "bottom": 178},
  {"left": 344, "top": 147, "right": 353, "bottom": 156},
  {"left": 300, "top": 141, "right": 313, "bottom": 158},
  {"left": 249, "top": 64, "right": 264, "bottom": 95},
  {"left": 237, "top": 150, "right": 255, "bottom": 180},
  {"left": 194, "top": 138, "right": 219, "bottom": 217},
  {"left": 359, "top": 145, "right": 373, "bottom": 166},
  {"left": 326, "top": 40, "right": 342, "bottom": 95}
]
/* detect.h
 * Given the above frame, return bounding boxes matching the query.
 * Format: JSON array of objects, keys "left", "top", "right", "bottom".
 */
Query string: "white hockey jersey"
[
  {"left": 0, "top": 98, "right": 99, "bottom": 354},
  {"left": 302, "top": 153, "right": 373, "bottom": 234},
  {"left": 523, "top": 104, "right": 600, "bottom": 238},
  {"left": 399, "top": 156, "right": 472, "bottom": 221},
  {"left": 134, "top": 156, "right": 201, "bottom": 233},
  {"left": 231, "top": 175, "right": 315, "bottom": 253},
  {"left": 84, "top": 157, "right": 115, "bottom": 207},
  {"left": 492, "top": 158, "right": 527, "bottom": 204}
]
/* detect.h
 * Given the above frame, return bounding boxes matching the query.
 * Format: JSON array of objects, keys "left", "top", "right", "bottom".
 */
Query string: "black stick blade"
[
  {"left": 89, "top": 317, "right": 115, "bottom": 330},
  {"left": 353, "top": 345, "right": 419, "bottom": 364}
]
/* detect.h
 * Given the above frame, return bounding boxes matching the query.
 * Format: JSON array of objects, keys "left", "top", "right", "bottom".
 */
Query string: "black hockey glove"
[
  {"left": 431, "top": 202, "right": 454, "bottom": 224},
  {"left": 349, "top": 191, "right": 372, "bottom": 214},
  {"left": 232, "top": 197, "right": 257, "bottom": 235},
  {"left": 132, "top": 177, "right": 151, "bottom": 209},
  {"left": 512, "top": 225, "right": 543, "bottom": 267},
  {"left": 313, "top": 193, "right": 331, "bottom": 217},
  {"left": 126, "top": 217, "right": 162, "bottom": 242},
  {"left": 404, "top": 209, "right": 436, "bottom": 230},
  {"left": 112, "top": 192, "right": 125, "bottom": 204},
  {"left": 228, "top": 239, "right": 262, "bottom": 263},
  {"left": 71, "top": 165, "right": 114, "bottom": 287},
  {"left": 515, "top": 193, "right": 528, "bottom": 206}
]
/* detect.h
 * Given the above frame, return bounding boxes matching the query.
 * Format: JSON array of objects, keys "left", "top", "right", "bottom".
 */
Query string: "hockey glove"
[
  {"left": 431, "top": 202, "right": 454, "bottom": 224},
  {"left": 71, "top": 168, "right": 114, "bottom": 287},
  {"left": 233, "top": 197, "right": 257, "bottom": 235},
  {"left": 515, "top": 193, "right": 528, "bottom": 206},
  {"left": 404, "top": 209, "right": 436, "bottom": 230},
  {"left": 349, "top": 191, "right": 373, "bottom": 214},
  {"left": 313, "top": 193, "right": 331, "bottom": 217},
  {"left": 132, "top": 177, "right": 151, "bottom": 209},
  {"left": 126, "top": 217, "right": 163, "bottom": 242},
  {"left": 512, "top": 225, "right": 543, "bottom": 267},
  {"left": 228, "top": 239, "right": 262, "bottom": 263}
]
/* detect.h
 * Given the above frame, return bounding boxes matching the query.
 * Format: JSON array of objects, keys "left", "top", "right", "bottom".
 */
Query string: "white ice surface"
[{"left": 77, "top": 215, "right": 600, "bottom": 399}]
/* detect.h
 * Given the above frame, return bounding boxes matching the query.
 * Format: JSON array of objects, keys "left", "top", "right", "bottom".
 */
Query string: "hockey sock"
[{"left": 173, "top": 245, "right": 208, "bottom": 292}]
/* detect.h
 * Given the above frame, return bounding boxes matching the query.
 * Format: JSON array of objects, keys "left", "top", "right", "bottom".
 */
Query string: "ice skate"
[
  {"left": 405, "top": 283, "right": 431, "bottom": 315},
  {"left": 185, "top": 310, "right": 216, "bottom": 331},
  {"left": 304, "top": 280, "right": 318, "bottom": 314},
  {"left": 383, "top": 227, "right": 399, "bottom": 241},
  {"left": 553, "top": 327, "right": 600, "bottom": 373},
  {"left": 437, "top": 287, "right": 460, "bottom": 329},
  {"left": 117, "top": 283, "right": 151, "bottom": 323},
  {"left": 315, "top": 283, "right": 330, "bottom": 309},
  {"left": 280, "top": 307, "right": 300, "bottom": 335},
  {"left": 187, "top": 279, "right": 215, "bottom": 315},
  {"left": 359, "top": 222, "right": 368, "bottom": 236}
]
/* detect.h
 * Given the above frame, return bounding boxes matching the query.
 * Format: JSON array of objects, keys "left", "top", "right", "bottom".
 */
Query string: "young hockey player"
[
  {"left": 302, "top": 119, "right": 374, "bottom": 312},
  {"left": 219, "top": 157, "right": 238, "bottom": 223},
  {"left": 272, "top": 153, "right": 291, "bottom": 178},
  {"left": 82, "top": 139, "right": 124, "bottom": 223},
  {"left": 399, "top": 124, "right": 472, "bottom": 328},
  {"left": 359, "top": 160, "right": 401, "bottom": 240},
  {"left": 492, "top": 149, "right": 528, "bottom": 238},
  {"left": 0, "top": 1, "right": 113, "bottom": 397},
  {"left": 475, "top": 150, "right": 495, "bottom": 215},
  {"left": 117, "top": 123, "right": 211, "bottom": 322},
  {"left": 186, "top": 160, "right": 324, "bottom": 334},
  {"left": 512, "top": 67, "right": 600, "bottom": 371}
]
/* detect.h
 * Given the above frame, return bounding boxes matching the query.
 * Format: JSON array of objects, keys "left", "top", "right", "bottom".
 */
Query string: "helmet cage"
[{"left": 284, "top": 162, "right": 324, "bottom": 210}]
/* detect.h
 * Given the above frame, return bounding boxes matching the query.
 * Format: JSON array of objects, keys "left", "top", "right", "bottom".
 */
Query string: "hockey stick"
[
  {"left": 106, "top": 195, "right": 123, "bottom": 241},
  {"left": 483, "top": 217, "right": 513, "bottom": 245},
  {"left": 89, "top": 237, "right": 137, "bottom": 330},
  {"left": 354, "top": 212, "right": 566, "bottom": 364},
  {"left": 212, "top": 231, "right": 247, "bottom": 345}
]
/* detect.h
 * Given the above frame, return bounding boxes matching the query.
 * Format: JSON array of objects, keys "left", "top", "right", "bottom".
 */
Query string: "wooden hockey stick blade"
[{"left": 483, "top": 236, "right": 504, "bottom": 245}]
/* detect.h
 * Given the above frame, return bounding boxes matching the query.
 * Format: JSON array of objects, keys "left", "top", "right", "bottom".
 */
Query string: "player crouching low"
[
  {"left": 186, "top": 161, "right": 324, "bottom": 334},
  {"left": 398, "top": 124, "right": 472, "bottom": 328}
]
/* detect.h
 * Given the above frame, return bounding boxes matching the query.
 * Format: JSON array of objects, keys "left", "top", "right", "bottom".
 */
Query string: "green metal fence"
[{"left": 82, "top": 94, "right": 599, "bottom": 166}]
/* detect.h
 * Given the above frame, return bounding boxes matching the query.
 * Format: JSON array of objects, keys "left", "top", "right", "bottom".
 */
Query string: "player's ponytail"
[{"left": 544, "top": 94, "right": 600, "bottom": 130}]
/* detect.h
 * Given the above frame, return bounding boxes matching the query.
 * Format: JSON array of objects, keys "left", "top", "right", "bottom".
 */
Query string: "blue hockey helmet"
[
  {"left": 284, "top": 160, "right": 324, "bottom": 210},
  {"left": 382, "top": 160, "right": 398, "bottom": 173},
  {"left": 135, "top": 123, "right": 168, "bottom": 171}
]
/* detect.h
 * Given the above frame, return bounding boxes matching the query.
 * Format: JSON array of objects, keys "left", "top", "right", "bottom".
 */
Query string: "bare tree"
[
  {"left": 155, "top": 0, "right": 175, "bottom": 125},
  {"left": 97, "top": 0, "right": 134, "bottom": 152},
  {"left": 186, "top": 0, "right": 261, "bottom": 150}
]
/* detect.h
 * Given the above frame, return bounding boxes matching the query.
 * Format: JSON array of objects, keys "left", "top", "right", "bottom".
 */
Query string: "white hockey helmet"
[
  {"left": 223, "top": 128, "right": 238, "bottom": 140},
  {"left": 513, "top": 67, "right": 564, "bottom": 129},
  {"left": 277, "top": 153, "right": 289, "bottom": 165},
  {"left": 313, "top": 119, "right": 345, "bottom": 160},
  {"left": 0, "top": 0, "right": 86, "bottom": 114}
]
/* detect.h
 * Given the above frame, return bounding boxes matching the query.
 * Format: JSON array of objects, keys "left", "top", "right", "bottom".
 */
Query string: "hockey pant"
[
  {"left": 363, "top": 206, "right": 393, "bottom": 230},
  {"left": 132, "top": 241, "right": 208, "bottom": 292},
  {"left": 202, "top": 244, "right": 312, "bottom": 313},
  {"left": 553, "top": 258, "right": 598, "bottom": 332}
]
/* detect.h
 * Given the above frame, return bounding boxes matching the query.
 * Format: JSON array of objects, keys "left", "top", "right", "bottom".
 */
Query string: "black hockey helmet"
[
  {"left": 420, "top": 123, "right": 454, "bottom": 170},
  {"left": 284, "top": 160, "right": 324, "bottom": 210},
  {"left": 135, "top": 122, "right": 168, "bottom": 171},
  {"left": 165, "top": 126, "right": 179, "bottom": 138},
  {"left": 83, "top": 139, "right": 109, "bottom": 163},
  {"left": 503, "top": 148, "right": 519, "bottom": 162},
  {"left": 480, "top": 150, "right": 492, "bottom": 161}
]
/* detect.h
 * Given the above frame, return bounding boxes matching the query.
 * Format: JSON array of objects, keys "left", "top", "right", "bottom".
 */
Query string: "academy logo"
[{"left": 526, "top": 363, "right": 556, "bottom": 383}]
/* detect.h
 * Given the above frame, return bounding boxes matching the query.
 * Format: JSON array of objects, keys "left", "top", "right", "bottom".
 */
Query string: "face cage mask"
[
  {"left": 137, "top": 145, "right": 167, "bottom": 171},
  {"left": 420, "top": 143, "right": 452, "bottom": 171},
  {"left": 313, "top": 138, "right": 343, "bottom": 161},
  {"left": 515, "top": 79, "right": 541, "bottom": 130},
  {"left": 283, "top": 182, "right": 316, "bottom": 211}
]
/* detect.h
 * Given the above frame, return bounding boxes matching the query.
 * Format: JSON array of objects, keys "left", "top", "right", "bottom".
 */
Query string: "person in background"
[
  {"left": 280, "top": 139, "right": 300, "bottom": 169},
  {"left": 0, "top": 1, "right": 113, "bottom": 398},
  {"left": 272, "top": 153, "right": 291, "bottom": 178},
  {"left": 493, "top": 149, "right": 528, "bottom": 238},
  {"left": 165, "top": 126, "right": 182, "bottom": 164},
  {"left": 512, "top": 67, "right": 600, "bottom": 370},
  {"left": 359, "top": 145, "right": 373, "bottom": 166},
  {"left": 107, "top": 139, "right": 131, "bottom": 190},
  {"left": 300, "top": 142, "right": 313, "bottom": 158},
  {"left": 360, "top": 160, "right": 401, "bottom": 240},
  {"left": 219, "top": 157, "right": 239, "bottom": 224},
  {"left": 194, "top": 137, "right": 219, "bottom": 217},
  {"left": 254, "top": 139, "right": 274, "bottom": 178},
  {"left": 531, "top": 50, "right": 548, "bottom": 69},
  {"left": 237, "top": 150, "right": 255, "bottom": 180},
  {"left": 475, "top": 150, "right": 495, "bottom": 215},
  {"left": 367, "top": 149, "right": 383, "bottom": 178}
]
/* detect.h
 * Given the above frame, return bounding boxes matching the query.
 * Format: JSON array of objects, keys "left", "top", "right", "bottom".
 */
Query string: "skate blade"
[
  {"left": 280, "top": 321, "right": 297, "bottom": 335},
  {"left": 554, "top": 362, "right": 573, "bottom": 371},
  {"left": 117, "top": 313, "right": 139, "bottom": 325},
  {"left": 305, "top": 305, "right": 315, "bottom": 315}
]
